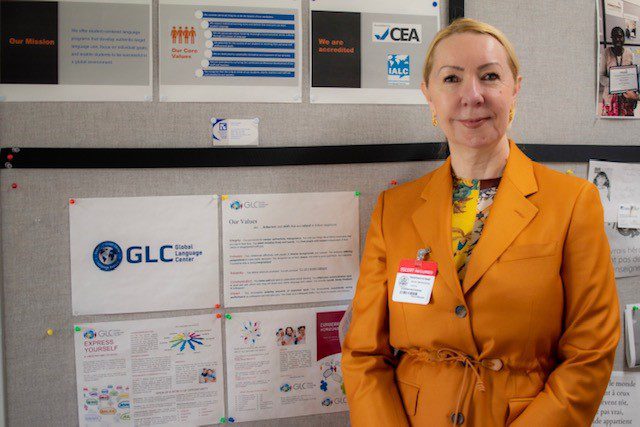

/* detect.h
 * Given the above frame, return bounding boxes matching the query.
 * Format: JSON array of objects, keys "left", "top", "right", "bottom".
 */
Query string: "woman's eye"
[
  {"left": 483, "top": 72, "right": 500, "bottom": 81},
  {"left": 444, "top": 75, "right": 459, "bottom": 83}
]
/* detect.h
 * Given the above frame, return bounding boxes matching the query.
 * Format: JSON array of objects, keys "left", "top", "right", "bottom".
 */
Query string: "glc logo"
[
  {"left": 84, "top": 329, "right": 123, "bottom": 339},
  {"left": 230, "top": 200, "right": 268, "bottom": 209},
  {"left": 280, "top": 383, "right": 291, "bottom": 392},
  {"left": 321, "top": 398, "right": 333, "bottom": 407},
  {"left": 83, "top": 330, "right": 96, "bottom": 340},
  {"left": 372, "top": 23, "right": 422, "bottom": 43},
  {"left": 93, "top": 241, "right": 123, "bottom": 271}
]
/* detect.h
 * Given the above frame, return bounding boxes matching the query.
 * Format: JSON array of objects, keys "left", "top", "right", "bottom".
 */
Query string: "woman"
[
  {"left": 342, "top": 18, "right": 620, "bottom": 426},
  {"left": 283, "top": 326, "right": 295, "bottom": 346},
  {"left": 599, "top": 26, "right": 639, "bottom": 116}
]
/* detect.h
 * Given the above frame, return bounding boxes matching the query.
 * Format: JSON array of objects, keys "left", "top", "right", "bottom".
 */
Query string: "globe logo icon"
[
  {"left": 230, "top": 201, "right": 242, "bottom": 210},
  {"left": 93, "top": 241, "right": 123, "bottom": 271}
]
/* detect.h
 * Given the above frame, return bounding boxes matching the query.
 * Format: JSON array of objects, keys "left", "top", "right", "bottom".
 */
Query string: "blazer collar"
[{"left": 411, "top": 139, "right": 539, "bottom": 300}]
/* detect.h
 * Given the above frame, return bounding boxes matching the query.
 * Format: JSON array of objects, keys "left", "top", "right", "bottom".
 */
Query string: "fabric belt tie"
[{"left": 403, "top": 348, "right": 503, "bottom": 426}]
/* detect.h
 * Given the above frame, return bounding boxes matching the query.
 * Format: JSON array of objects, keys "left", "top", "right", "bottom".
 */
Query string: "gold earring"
[
  {"left": 432, "top": 113, "right": 438, "bottom": 127},
  {"left": 508, "top": 107, "right": 515, "bottom": 123}
]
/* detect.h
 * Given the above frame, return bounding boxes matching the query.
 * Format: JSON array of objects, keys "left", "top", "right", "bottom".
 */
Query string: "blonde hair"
[{"left": 423, "top": 18, "right": 520, "bottom": 85}]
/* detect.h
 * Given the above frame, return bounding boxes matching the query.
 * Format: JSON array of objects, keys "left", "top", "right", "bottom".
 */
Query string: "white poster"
[
  {"left": 310, "top": 0, "right": 439, "bottom": 104},
  {"left": 221, "top": 191, "right": 359, "bottom": 307},
  {"left": 70, "top": 195, "right": 220, "bottom": 315},
  {"left": 74, "top": 315, "right": 225, "bottom": 426},
  {"left": 604, "top": 222, "right": 640, "bottom": 277},
  {"left": 159, "top": 0, "right": 302, "bottom": 103},
  {"left": 225, "top": 306, "right": 348, "bottom": 423},
  {"left": 0, "top": 0, "right": 152, "bottom": 102},
  {"left": 592, "top": 371, "right": 640, "bottom": 425},
  {"left": 588, "top": 160, "right": 640, "bottom": 223}
]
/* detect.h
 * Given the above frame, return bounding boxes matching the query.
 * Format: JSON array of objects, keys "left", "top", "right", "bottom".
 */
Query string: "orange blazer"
[{"left": 342, "top": 139, "right": 620, "bottom": 426}]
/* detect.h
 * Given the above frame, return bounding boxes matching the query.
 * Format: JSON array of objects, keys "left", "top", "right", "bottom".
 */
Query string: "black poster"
[
  {"left": 1, "top": 1, "right": 59, "bottom": 84},
  {"left": 311, "top": 11, "right": 361, "bottom": 88}
]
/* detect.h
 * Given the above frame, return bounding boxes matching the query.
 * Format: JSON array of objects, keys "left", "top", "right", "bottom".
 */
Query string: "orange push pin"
[{"left": 216, "top": 313, "right": 222, "bottom": 319}]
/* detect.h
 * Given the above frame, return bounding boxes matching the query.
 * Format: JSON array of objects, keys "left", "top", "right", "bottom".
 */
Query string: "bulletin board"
[{"left": 1, "top": 1, "right": 640, "bottom": 426}]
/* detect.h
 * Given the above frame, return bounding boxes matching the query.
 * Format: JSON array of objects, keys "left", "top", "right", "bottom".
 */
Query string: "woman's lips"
[{"left": 458, "top": 117, "right": 489, "bottom": 129}]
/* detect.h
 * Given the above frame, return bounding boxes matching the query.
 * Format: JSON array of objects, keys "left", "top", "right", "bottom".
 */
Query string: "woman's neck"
[
  {"left": 612, "top": 45, "right": 624, "bottom": 56},
  {"left": 449, "top": 137, "right": 510, "bottom": 180}
]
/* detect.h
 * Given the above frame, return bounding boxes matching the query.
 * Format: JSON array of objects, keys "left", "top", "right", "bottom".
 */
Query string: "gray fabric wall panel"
[{"left": 1, "top": 0, "right": 639, "bottom": 426}]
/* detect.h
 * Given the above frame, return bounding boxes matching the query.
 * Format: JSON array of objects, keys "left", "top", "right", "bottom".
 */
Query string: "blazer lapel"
[
  {"left": 411, "top": 157, "right": 465, "bottom": 302},
  {"left": 461, "top": 140, "right": 539, "bottom": 295}
]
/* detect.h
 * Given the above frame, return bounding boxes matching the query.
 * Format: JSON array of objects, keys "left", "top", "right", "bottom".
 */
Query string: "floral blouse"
[{"left": 452, "top": 172, "right": 501, "bottom": 282}]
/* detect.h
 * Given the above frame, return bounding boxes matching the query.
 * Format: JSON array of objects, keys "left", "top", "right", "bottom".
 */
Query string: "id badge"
[{"left": 392, "top": 259, "right": 438, "bottom": 305}]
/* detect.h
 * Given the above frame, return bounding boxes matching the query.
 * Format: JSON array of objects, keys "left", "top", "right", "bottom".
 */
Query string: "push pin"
[
  {"left": 225, "top": 314, "right": 232, "bottom": 319},
  {"left": 215, "top": 303, "right": 221, "bottom": 309},
  {"left": 221, "top": 195, "right": 229, "bottom": 201},
  {"left": 355, "top": 191, "right": 361, "bottom": 197},
  {"left": 216, "top": 313, "right": 222, "bottom": 319},
  {"left": 228, "top": 417, "right": 235, "bottom": 423},
  {"left": 7, "top": 154, "right": 13, "bottom": 161},
  {"left": 634, "top": 306, "right": 639, "bottom": 312},
  {"left": 74, "top": 326, "right": 82, "bottom": 332},
  {"left": 219, "top": 417, "right": 227, "bottom": 423},
  {"left": 46, "top": 328, "right": 54, "bottom": 336},
  {"left": 11, "top": 183, "right": 17, "bottom": 189},
  {"left": 69, "top": 199, "right": 75, "bottom": 205},
  {"left": 390, "top": 180, "right": 398, "bottom": 186},
  {"left": 566, "top": 169, "right": 574, "bottom": 175}
]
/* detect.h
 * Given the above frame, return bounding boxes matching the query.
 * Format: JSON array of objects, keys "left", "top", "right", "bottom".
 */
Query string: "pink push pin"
[
  {"left": 11, "top": 183, "right": 18, "bottom": 189},
  {"left": 7, "top": 154, "right": 13, "bottom": 160}
]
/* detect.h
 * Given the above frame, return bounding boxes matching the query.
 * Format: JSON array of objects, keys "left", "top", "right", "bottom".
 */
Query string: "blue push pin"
[
  {"left": 432, "top": 1, "right": 438, "bottom": 6},
  {"left": 228, "top": 417, "right": 235, "bottom": 423}
]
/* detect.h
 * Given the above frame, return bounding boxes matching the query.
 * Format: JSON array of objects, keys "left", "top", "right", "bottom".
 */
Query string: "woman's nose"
[{"left": 460, "top": 77, "right": 484, "bottom": 107}]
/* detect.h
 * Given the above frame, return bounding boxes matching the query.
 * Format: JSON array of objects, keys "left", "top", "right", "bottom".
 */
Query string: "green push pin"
[
  {"left": 74, "top": 326, "right": 81, "bottom": 332},
  {"left": 634, "top": 306, "right": 639, "bottom": 312},
  {"left": 225, "top": 314, "right": 232, "bottom": 320},
  {"left": 355, "top": 191, "right": 361, "bottom": 197},
  {"left": 219, "top": 417, "right": 227, "bottom": 423}
]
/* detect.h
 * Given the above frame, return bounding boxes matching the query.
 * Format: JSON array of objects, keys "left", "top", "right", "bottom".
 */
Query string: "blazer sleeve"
[
  {"left": 511, "top": 182, "right": 621, "bottom": 426},
  {"left": 341, "top": 191, "right": 410, "bottom": 427}
]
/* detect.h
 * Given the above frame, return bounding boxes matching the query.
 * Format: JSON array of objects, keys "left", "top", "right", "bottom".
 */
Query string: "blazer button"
[
  {"left": 455, "top": 305, "right": 467, "bottom": 318},
  {"left": 450, "top": 412, "right": 465, "bottom": 424}
]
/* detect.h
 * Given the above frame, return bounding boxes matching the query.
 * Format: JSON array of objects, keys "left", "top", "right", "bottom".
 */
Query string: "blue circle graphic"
[{"left": 93, "top": 241, "right": 123, "bottom": 271}]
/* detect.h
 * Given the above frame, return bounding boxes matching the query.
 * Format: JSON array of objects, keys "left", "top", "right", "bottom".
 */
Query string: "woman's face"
[
  {"left": 285, "top": 327, "right": 294, "bottom": 336},
  {"left": 422, "top": 33, "right": 521, "bottom": 151}
]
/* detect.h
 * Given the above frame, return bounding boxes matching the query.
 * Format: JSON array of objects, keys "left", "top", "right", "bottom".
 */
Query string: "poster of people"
[
  {"left": 225, "top": 307, "right": 348, "bottom": 423},
  {"left": 597, "top": 0, "right": 640, "bottom": 117}
]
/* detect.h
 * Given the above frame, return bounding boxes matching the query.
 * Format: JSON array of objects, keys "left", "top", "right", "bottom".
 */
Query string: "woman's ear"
[{"left": 421, "top": 81, "right": 435, "bottom": 113}]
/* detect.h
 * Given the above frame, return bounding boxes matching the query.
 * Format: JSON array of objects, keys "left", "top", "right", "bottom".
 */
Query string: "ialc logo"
[
  {"left": 388, "top": 54, "right": 410, "bottom": 85},
  {"left": 93, "top": 241, "right": 123, "bottom": 271},
  {"left": 373, "top": 23, "right": 422, "bottom": 43}
]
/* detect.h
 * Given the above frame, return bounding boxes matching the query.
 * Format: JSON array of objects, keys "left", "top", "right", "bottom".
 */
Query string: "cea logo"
[
  {"left": 373, "top": 23, "right": 422, "bottom": 43},
  {"left": 93, "top": 241, "right": 174, "bottom": 271}
]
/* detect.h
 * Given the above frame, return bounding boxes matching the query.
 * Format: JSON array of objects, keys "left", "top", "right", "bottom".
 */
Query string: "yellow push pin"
[
  {"left": 566, "top": 169, "right": 574, "bottom": 175},
  {"left": 46, "top": 328, "right": 54, "bottom": 336}
]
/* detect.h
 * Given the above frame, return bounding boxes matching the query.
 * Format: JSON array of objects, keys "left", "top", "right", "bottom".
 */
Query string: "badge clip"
[{"left": 416, "top": 247, "right": 431, "bottom": 265}]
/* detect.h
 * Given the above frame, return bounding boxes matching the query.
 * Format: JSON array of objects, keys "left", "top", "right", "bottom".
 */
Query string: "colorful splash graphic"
[
  {"left": 240, "top": 321, "right": 261, "bottom": 344},
  {"left": 81, "top": 384, "right": 130, "bottom": 423},
  {"left": 319, "top": 358, "right": 344, "bottom": 394},
  {"left": 169, "top": 332, "right": 204, "bottom": 352}
]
